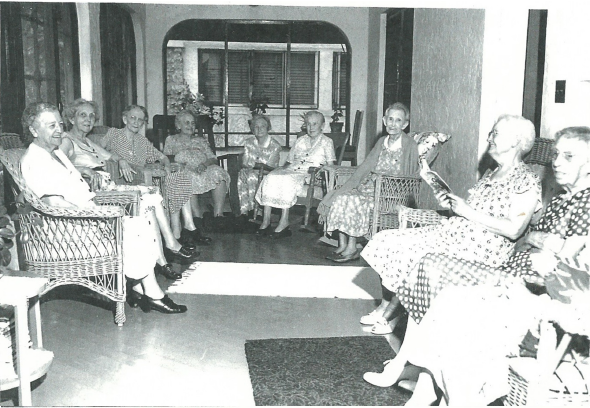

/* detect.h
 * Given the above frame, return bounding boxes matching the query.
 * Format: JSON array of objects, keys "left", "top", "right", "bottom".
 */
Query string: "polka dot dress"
[
  {"left": 361, "top": 162, "right": 541, "bottom": 294},
  {"left": 397, "top": 186, "right": 590, "bottom": 324}
]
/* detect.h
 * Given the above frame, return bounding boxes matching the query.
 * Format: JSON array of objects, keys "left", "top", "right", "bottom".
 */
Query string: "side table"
[{"left": 0, "top": 275, "right": 53, "bottom": 406}]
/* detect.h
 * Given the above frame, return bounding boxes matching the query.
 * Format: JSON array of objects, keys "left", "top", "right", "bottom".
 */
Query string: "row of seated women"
[
  {"left": 237, "top": 103, "right": 420, "bottom": 247},
  {"left": 355, "top": 115, "right": 590, "bottom": 405},
  {"left": 17, "top": 100, "right": 231, "bottom": 316}
]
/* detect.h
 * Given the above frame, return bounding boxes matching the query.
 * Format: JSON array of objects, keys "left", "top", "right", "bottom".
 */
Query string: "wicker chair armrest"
[
  {"left": 29, "top": 199, "right": 124, "bottom": 218},
  {"left": 94, "top": 190, "right": 140, "bottom": 206},
  {"left": 397, "top": 205, "right": 443, "bottom": 228}
]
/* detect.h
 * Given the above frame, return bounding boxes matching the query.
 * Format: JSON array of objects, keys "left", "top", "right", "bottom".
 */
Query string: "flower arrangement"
[
  {"left": 331, "top": 109, "right": 344, "bottom": 123},
  {"left": 167, "top": 82, "right": 224, "bottom": 126},
  {"left": 413, "top": 131, "right": 452, "bottom": 167},
  {"left": 249, "top": 97, "right": 269, "bottom": 116}
]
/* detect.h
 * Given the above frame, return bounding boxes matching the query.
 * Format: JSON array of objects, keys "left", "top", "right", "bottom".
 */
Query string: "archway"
[{"left": 162, "top": 19, "right": 351, "bottom": 149}]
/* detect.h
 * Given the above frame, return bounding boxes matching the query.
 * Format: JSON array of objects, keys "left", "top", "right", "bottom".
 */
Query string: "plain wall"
[
  {"left": 540, "top": 7, "right": 590, "bottom": 139},
  {"left": 411, "top": 8, "right": 486, "bottom": 209},
  {"left": 142, "top": 4, "right": 373, "bottom": 159}
]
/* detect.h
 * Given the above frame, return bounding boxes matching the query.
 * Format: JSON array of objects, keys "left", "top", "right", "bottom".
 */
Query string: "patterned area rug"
[{"left": 245, "top": 336, "right": 411, "bottom": 406}]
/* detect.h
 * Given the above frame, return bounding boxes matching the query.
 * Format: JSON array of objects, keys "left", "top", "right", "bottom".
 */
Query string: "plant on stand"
[
  {"left": 330, "top": 109, "right": 344, "bottom": 133},
  {"left": 168, "top": 82, "right": 225, "bottom": 126}
]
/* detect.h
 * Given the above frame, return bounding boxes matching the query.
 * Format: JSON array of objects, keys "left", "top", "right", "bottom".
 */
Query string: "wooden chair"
[
  {"left": 340, "top": 110, "right": 363, "bottom": 166},
  {"left": 0, "top": 148, "right": 140, "bottom": 326},
  {"left": 297, "top": 131, "right": 350, "bottom": 230},
  {"left": 250, "top": 132, "right": 350, "bottom": 229}
]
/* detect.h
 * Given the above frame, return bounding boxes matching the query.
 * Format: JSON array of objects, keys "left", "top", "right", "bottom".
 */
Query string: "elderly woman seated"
[
  {"left": 254, "top": 110, "right": 336, "bottom": 238},
  {"left": 58, "top": 98, "right": 195, "bottom": 279},
  {"left": 237, "top": 114, "right": 281, "bottom": 216},
  {"left": 363, "top": 126, "right": 590, "bottom": 405},
  {"left": 318, "top": 103, "right": 420, "bottom": 263},
  {"left": 99, "top": 105, "right": 204, "bottom": 247},
  {"left": 163, "top": 110, "right": 230, "bottom": 232},
  {"left": 20, "top": 102, "right": 187, "bottom": 314},
  {"left": 360, "top": 114, "right": 542, "bottom": 335}
]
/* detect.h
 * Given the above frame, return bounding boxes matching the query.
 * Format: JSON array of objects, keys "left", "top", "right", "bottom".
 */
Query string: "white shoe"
[
  {"left": 360, "top": 309, "right": 383, "bottom": 325},
  {"left": 397, "top": 380, "right": 417, "bottom": 392},
  {"left": 371, "top": 317, "right": 393, "bottom": 335},
  {"left": 363, "top": 359, "right": 398, "bottom": 387}
]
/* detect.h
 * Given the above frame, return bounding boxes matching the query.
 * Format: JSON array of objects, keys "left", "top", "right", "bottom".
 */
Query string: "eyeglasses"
[
  {"left": 77, "top": 112, "right": 96, "bottom": 120},
  {"left": 128, "top": 115, "right": 147, "bottom": 124}
]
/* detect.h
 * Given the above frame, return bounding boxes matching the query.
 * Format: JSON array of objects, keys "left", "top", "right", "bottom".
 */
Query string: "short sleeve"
[
  {"left": 513, "top": 165, "right": 542, "bottom": 195},
  {"left": 102, "top": 128, "right": 116, "bottom": 150},
  {"left": 163, "top": 136, "right": 177, "bottom": 156},
  {"left": 144, "top": 136, "right": 166, "bottom": 163},
  {"left": 324, "top": 137, "right": 336, "bottom": 163}
]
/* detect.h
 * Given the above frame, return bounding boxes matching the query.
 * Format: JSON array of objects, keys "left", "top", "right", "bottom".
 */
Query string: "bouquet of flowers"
[
  {"left": 168, "top": 82, "right": 224, "bottom": 126},
  {"left": 412, "top": 131, "right": 452, "bottom": 167}
]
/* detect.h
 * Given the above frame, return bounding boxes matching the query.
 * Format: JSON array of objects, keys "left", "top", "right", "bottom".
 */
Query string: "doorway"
[{"left": 382, "top": 9, "right": 414, "bottom": 122}]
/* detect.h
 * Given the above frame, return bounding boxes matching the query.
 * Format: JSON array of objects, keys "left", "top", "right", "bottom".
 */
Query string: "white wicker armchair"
[{"left": 0, "top": 148, "right": 140, "bottom": 326}]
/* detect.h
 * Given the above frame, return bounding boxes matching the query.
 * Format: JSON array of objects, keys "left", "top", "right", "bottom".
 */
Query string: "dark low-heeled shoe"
[
  {"left": 181, "top": 228, "right": 212, "bottom": 246},
  {"left": 126, "top": 289, "right": 143, "bottom": 308},
  {"left": 255, "top": 225, "right": 272, "bottom": 235},
  {"left": 155, "top": 263, "right": 183, "bottom": 280},
  {"left": 139, "top": 294, "right": 188, "bottom": 314},
  {"left": 270, "top": 227, "right": 292, "bottom": 239},
  {"left": 165, "top": 246, "right": 200, "bottom": 265}
]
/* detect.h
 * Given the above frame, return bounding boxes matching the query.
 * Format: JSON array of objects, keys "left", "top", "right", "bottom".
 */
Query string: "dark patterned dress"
[
  {"left": 237, "top": 136, "right": 282, "bottom": 214},
  {"left": 102, "top": 128, "right": 192, "bottom": 214},
  {"left": 398, "top": 186, "right": 590, "bottom": 323},
  {"left": 361, "top": 162, "right": 541, "bottom": 294},
  {"left": 163, "top": 134, "right": 231, "bottom": 194},
  {"left": 323, "top": 142, "right": 402, "bottom": 238}
]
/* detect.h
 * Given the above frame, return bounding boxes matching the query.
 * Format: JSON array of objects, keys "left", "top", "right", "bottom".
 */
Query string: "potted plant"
[
  {"left": 249, "top": 97, "right": 269, "bottom": 116},
  {"left": 330, "top": 109, "right": 344, "bottom": 133}
]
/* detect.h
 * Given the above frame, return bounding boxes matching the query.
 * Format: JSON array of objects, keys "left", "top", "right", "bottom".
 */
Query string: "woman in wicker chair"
[
  {"left": 100, "top": 105, "right": 205, "bottom": 247},
  {"left": 254, "top": 111, "right": 336, "bottom": 238},
  {"left": 59, "top": 99, "right": 196, "bottom": 279},
  {"left": 237, "top": 114, "right": 281, "bottom": 216},
  {"left": 20, "top": 102, "right": 187, "bottom": 314},
  {"left": 363, "top": 126, "right": 590, "bottom": 405},
  {"left": 318, "top": 103, "right": 420, "bottom": 263},
  {"left": 360, "top": 115, "right": 542, "bottom": 335},
  {"left": 163, "top": 109, "right": 230, "bottom": 233}
]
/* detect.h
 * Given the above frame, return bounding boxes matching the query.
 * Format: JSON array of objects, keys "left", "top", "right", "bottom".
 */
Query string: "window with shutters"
[
  {"left": 198, "top": 49, "right": 318, "bottom": 108},
  {"left": 332, "top": 52, "right": 347, "bottom": 109}
]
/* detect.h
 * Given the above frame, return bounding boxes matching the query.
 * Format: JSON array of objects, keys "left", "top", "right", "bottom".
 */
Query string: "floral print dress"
[
  {"left": 163, "top": 134, "right": 231, "bottom": 195},
  {"left": 237, "top": 135, "right": 282, "bottom": 214},
  {"left": 323, "top": 140, "right": 402, "bottom": 238},
  {"left": 255, "top": 134, "right": 335, "bottom": 209},
  {"left": 397, "top": 186, "right": 590, "bottom": 324},
  {"left": 361, "top": 162, "right": 542, "bottom": 293}
]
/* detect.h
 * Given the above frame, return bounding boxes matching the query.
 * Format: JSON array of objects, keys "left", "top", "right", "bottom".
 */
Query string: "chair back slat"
[
  {"left": 351, "top": 110, "right": 364, "bottom": 147},
  {"left": 325, "top": 132, "right": 350, "bottom": 166}
]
